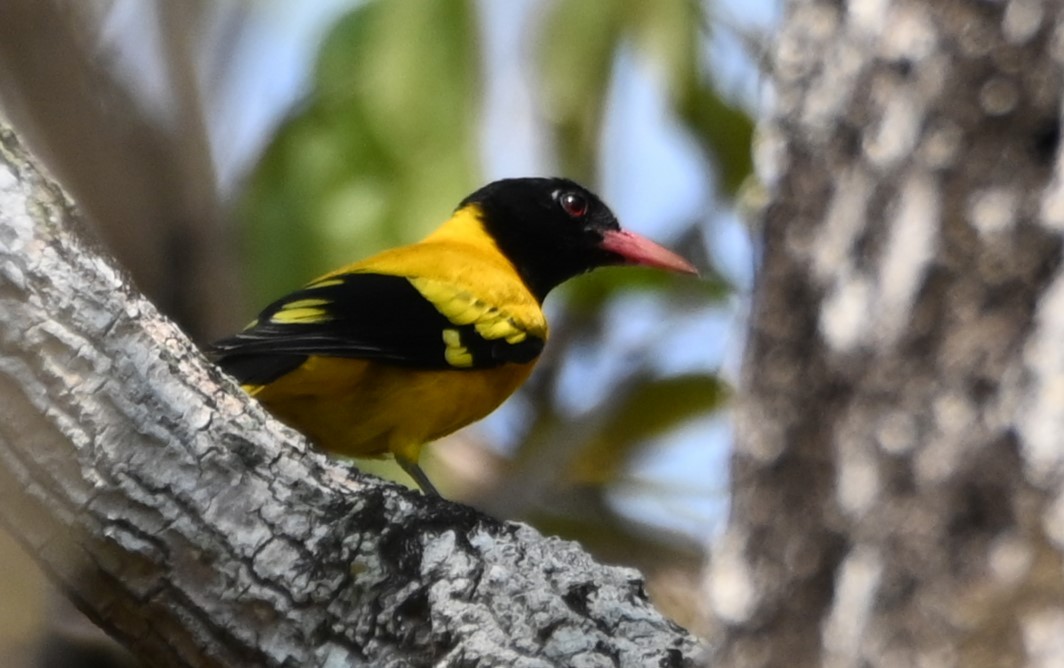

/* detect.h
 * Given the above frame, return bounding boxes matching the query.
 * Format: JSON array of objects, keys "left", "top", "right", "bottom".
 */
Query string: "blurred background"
[{"left": 0, "top": 0, "right": 776, "bottom": 663}]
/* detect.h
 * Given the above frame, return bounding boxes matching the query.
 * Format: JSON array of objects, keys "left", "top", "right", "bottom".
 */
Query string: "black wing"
[{"left": 209, "top": 273, "right": 544, "bottom": 385}]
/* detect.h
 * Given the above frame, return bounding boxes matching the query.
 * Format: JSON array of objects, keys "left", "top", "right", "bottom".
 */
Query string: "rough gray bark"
[
  {"left": 705, "top": 1, "right": 1064, "bottom": 667},
  {"left": 0, "top": 122, "right": 698, "bottom": 667}
]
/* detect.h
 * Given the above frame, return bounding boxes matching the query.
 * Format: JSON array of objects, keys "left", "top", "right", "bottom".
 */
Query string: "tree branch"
[{"left": 0, "top": 120, "right": 698, "bottom": 667}]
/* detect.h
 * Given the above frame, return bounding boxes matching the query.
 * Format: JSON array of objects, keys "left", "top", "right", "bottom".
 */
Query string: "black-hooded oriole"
[{"left": 211, "top": 178, "right": 696, "bottom": 495}]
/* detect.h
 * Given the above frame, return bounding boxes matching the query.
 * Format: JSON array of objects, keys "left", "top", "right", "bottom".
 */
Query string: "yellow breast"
[{"left": 249, "top": 356, "right": 536, "bottom": 461}]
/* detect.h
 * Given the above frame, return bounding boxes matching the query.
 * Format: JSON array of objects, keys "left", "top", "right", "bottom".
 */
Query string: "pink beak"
[{"left": 599, "top": 229, "right": 699, "bottom": 275}]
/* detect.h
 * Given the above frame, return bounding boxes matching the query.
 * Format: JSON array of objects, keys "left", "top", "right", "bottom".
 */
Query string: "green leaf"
[
  {"left": 567, "top": 374, "right": 730, "bottom": 485},
  {"left": 238, "top": 0, "right": 481, "bottom": 306},
  {"left": 562, "top": 262, "right": 731, "bottom": 313},
  {"left": 539, "top": 0, "right": 625, "bottom": 180},
  {"left": 677, "top": 83, "right": 755, "bottom": 197}
]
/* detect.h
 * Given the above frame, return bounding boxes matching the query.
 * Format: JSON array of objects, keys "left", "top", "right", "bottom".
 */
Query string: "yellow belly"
[{"left": 247, "top": 355, "right": 535, "bottom": 464}]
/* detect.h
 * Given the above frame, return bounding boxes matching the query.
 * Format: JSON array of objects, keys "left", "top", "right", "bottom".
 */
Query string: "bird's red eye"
[{"left": 557, "top": 191, "right": 588, "bottom": 219}]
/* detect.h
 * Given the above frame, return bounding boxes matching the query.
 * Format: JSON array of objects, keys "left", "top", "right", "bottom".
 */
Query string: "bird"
[{"left": 210, "top": 177, "right": 697, "bottom": 496}]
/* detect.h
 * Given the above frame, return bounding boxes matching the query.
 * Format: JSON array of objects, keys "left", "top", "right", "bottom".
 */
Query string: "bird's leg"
[
  {"left": 397, "top": 457, "right": 440, "bottom": 497},
  {"left": 391, "top": 439, "right": 440, "bottom": 496}
]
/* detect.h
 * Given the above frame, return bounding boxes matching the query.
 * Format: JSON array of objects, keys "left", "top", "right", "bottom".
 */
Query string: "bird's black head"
[{"left": 459, "top": 178, "right": 695, "bottom": 300}]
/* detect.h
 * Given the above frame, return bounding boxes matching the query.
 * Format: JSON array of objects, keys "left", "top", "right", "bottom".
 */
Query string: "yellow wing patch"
[
  {"left": 269, "top": 298, "right": 332, "bottom": 325},
  {"left": 442, "top": 329, "right": 474, "bottom": 368},
  {"left": 305, "top": 277, "right": 345, "bottom": 289},
  {"left": 408, "top": 276, "right": 544, "bottom": 345}
]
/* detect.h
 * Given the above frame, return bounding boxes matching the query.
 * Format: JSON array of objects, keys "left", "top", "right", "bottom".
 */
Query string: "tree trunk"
[
  {"left": 0, "top": 121, "right": 697, "bottom": 667},
  {"left": 706, "top": 1, "right": 1064, "bottom": 666}
]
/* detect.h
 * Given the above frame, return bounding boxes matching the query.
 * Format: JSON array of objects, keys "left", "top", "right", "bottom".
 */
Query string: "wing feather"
[{"left": 210, "top": 272, "right": 544, "bottom": 385}]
